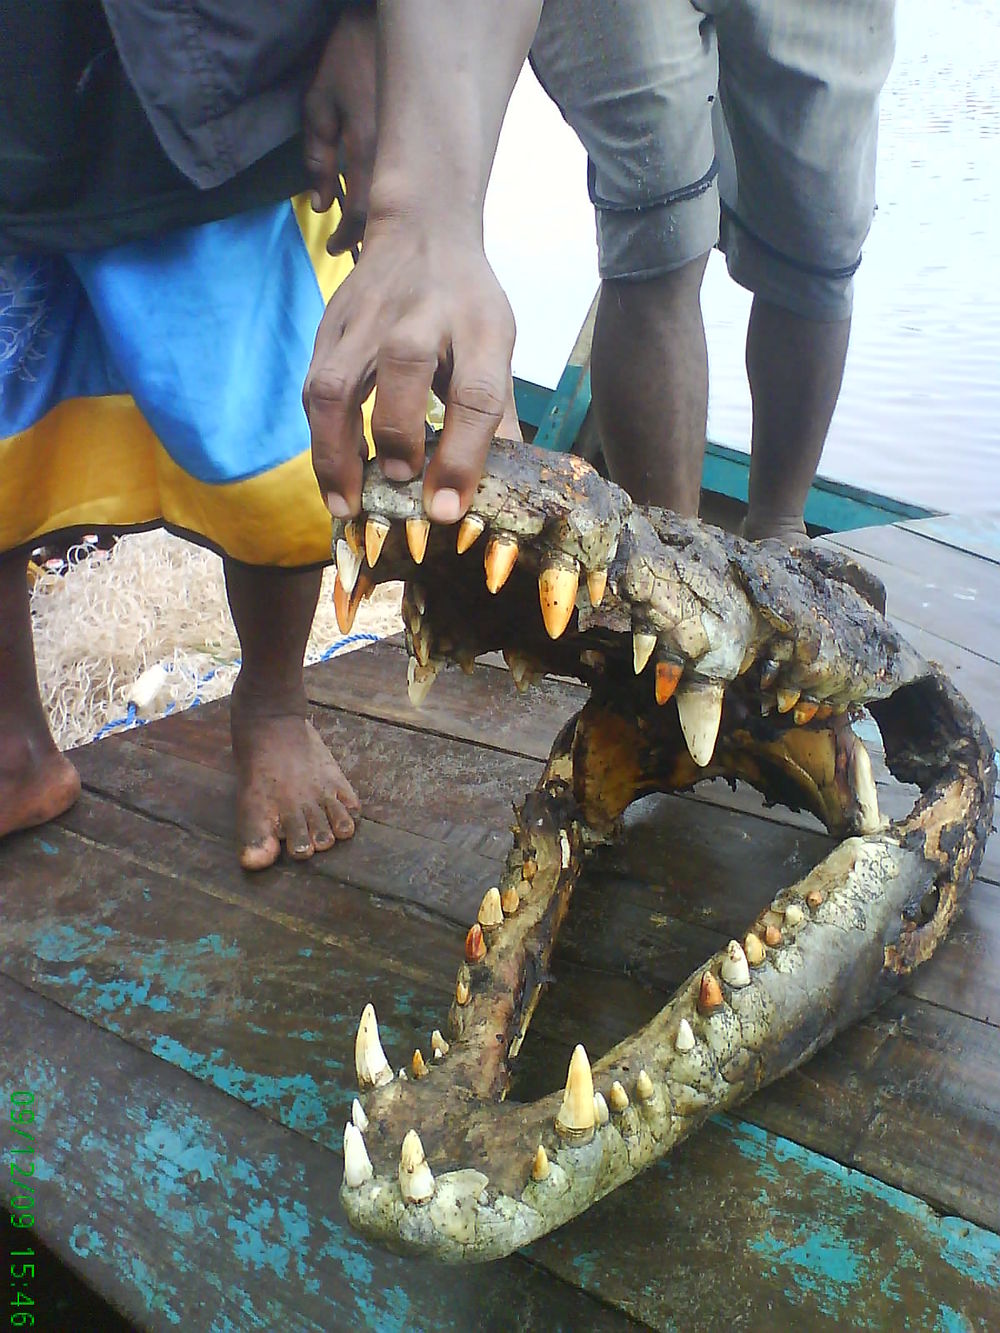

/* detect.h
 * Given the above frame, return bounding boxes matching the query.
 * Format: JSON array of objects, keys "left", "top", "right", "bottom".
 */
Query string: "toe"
[
  {"left": 305, "top": 801, "right": 336, "bottom": 852},
  {"left": 240, "top": 832, "right": 281, "bottom": 872},
  {"left": 324, "top": 795, "right": 357, "bottom": 841},
  {"left": 282, "top": 807, "right": 315, "bottom": 860}
]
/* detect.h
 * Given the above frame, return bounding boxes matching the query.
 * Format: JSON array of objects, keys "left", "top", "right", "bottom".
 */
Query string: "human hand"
[
  {"left": 303, "top": 10, "right": 377, "bottom": 255},
  {"left": 304, "top": 218, "right": 517, "bottom": 523}
]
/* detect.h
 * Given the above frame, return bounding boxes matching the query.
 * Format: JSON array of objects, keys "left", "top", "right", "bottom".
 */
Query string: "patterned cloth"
[{"left": 1, "top": 198, "right": 358, "bottom": 567}]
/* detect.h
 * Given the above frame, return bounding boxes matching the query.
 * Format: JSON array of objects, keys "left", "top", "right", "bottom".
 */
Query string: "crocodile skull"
[{"left": 330, "top": 439, "right": 996, "bottom": 1263}]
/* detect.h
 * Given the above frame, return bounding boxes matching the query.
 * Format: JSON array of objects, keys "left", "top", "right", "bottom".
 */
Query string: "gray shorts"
[{"left": 530, "top": 0, "right": 896, "bottom": 319}]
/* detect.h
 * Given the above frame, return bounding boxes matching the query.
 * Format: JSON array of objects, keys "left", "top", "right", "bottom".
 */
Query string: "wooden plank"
[
  {"left": 900, "top": 515, "right": 1000, "bottom": 568},
  {"left": 0, "top": 976, "right": 637, "bottom": 1333},
  {"left": 822, "top": 525, "right": 1000, "bottom": 668}
]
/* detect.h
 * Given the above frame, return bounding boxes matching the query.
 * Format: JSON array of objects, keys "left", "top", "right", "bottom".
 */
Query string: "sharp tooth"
[
  {"left": 587, "top": 567, "right": 608, "bottom": 607},
  {"left": 777, "top": 687, "right": 801, "bottom": 714},
  {"left": 531, "top": 1145, "right": 550, "bottom": 1182},
  {"left": 764, "top": 923, "right": 783, "bottom": 948},
  {"left": 411, "top": 1049, "right": 428, "bottom": 1079},
  {"left": 806, "top": 889, "right": 825, "bottom": 910},
  {"left": 431, "top": 1030, "right": 450, "bottom": 1059},
  {"left": 655, "top": 659, "right": 683, "bottom": 705},
  {"left": 676, "top": 683, "right": 724, "bottom": 767},
  {"left": 345, "top": 519, "right": 364, "bottom": 556},
  {"left": 522, "top": 858, "right": 537, "bottom": 883},
  {"left": 411, "top": 623, "right": 432, "bottom": 667},
  {"left": 457, "top": 650, "right": 476, "bottom": 676},
  {"left": 412, "top": 584, "right": 427, "bottom": 616},
  {"left": 500, "top": 884, "right": 520, "bottom": 915},
  {"left": 555, "top": 1044, "right": 596, "bottom": 1142},
  {"left": 399, "top": 1130, "right": 435, "bottom": 1204},
  {"left": 760, "top": 659, "right": 780, "bottom": 690},
  {"left": 456, "top": 514, "right": 485, "bottom": 554},
  {"left": 343, "top": 1122, "right": 374, "bottom": 1189},
  {"left": 594, "top": 1092, "right": 609, "bottom": 1126},
  {"left": 675, "top": 1019, "right": 696, "bottom": 1053},
  {"left": 850, "top": 740, "right": 881, "bottom": 833},
  {"left": 351, "top": 1098, "right": 369, "bottom": 1133},
  {"left": 793, "top": 698, "right": 819, "bottom": 726},
  {"left": 721, "top": 940, "right": 750, "bottom": 988},
  {"left": 477, "top": 887, "right": 503, "bottom": 929},
  {"left": 738, "top": 644, "right": 757, "bottom": 676},
  {"left": 355, "top": 1003, "right": 393, "bottom": 1090},
  {"left": 407, "top": 656, "right": 440, "bottom": 708},
  {"left": 334, "top": 573, "right": 358, "bottom": 634},
  {"left": 503, "top": 648, "right": 532, "bottom": 690},
  {"left": 697, "top": 971, "right": 724, "bottom": 1015},
  {"left": 465, "top": 923, "right": 486, "bottom": 964},
  {"left": 635, "top": 1070, "right": 655, "bottom": 1102},
  {"left": 559, "top": 830, "right": 571, "bottom": 869},
  {"left": 784, "top": 904, "right": 804, "bottom": 927},
  {"left": 632, "top": 631, "right": 657, "bottom": 675},
  {"left": 609, "top": 1081, "right": 629, "bottom": 1112},
  {"left": 455, "top": 964, "right": 471, "bottom": 1007},
  {"left": 336, "top": 539, "right": 362, "bottom": 596},
  {"left": 406, "top": 517, "right": 430, "bottom": 564},
  {"left": 365, "top": 516, "right": 390, "bottom": 568},
  {"left": 744, "top": 932, "right": 766, "bottom": 967},
  {"left": 538, "top": 562, "right": 579, "bottom": 639},
  {"left": 484, "top": 536, "right": 519, "bottom": 594}
]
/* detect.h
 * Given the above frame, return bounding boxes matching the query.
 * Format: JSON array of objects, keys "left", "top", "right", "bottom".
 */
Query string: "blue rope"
[{"left": 90, "top": 633, "right": 382, "bottom": 742}]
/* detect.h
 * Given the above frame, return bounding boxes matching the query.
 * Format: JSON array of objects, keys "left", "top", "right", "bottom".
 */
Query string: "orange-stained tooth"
[
  {"left": 655, "top": 659, "right": 683, "bottom": 705},
  {"left": 815, "top": 704, "right": 834, "bottom": 721},
  {"left": 411, "top": 1049, "right": 428, "bottom": 1079},
  {"left": 777, "top": 687, "right": 801, "bottom": 714},
  {"left": 538, "top": 563, "right": 579, "bottom": 639},
  {"left": 793, "top": 699, "right": 819, "bottom": 726},
  {"left": 697, "top": 970, "right": 724, "bottom": 1014},
  {"left": 465, "top": 923, "right": 486, "bottom": 965},
  {"left": 334, "top": 573, "right": 357, "bottom": 633},
  {"left": 345, "top": 518, "right": 364, "bottom": 556},
  {"left": 587, "top": 568, "right": 608, "bottom": 607},
  {"left": 365, "top": 516, "right": 390, "bottom": 567},
  {"left": 484, "top": 536, "right": 519, "bottom": 594},
  {"left": 501, "top": 885, "right": 520, "bottom": 915},
  {"left": 455, "top": 964, "right": 471, "bottom": 1006},
  {"left": 764, "top": 923, "right": 783, "bottom": 948},
  {"left": 456, "top": 514, "right": 485, "bottom": 554},
  {"left": 806, "top": 888, "right": 825, "bottom": 909},
  {"left": 522, "top": 857, "right": 537, "bottom": 883},
  {"left": 406, "top": 517, "right": 430, "bottom": 564}
]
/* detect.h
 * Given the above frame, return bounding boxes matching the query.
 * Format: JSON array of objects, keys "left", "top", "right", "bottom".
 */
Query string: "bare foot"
[
  {"left": 741, "top": 514, "right": 811, "bottom": 544},
  {"left": 0, "top": 730, "right": 81, "bottom": 840},
  {"left": 231, "top": 697, "right": 361, "bottom": 871}
]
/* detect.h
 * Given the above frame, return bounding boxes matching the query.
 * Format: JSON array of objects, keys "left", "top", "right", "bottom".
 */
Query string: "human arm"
[{"left": 303, "top": 0, "right": 543, "bottom": 523}]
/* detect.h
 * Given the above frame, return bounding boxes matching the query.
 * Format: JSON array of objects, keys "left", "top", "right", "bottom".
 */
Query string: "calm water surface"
[{"left": 487, "top": 0, "right": 1000, "bottom": 517}]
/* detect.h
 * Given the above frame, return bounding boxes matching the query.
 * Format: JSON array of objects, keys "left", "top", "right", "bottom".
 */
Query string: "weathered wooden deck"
[{"left": 2, "top": 517, "right": 999, "bottom": 1330}]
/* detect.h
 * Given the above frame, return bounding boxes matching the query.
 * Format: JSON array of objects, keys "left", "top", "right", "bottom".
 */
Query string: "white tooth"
[
  {"left": 633, "top": 631, "right": 657, "bottom": 675},
  {"left": 351, "top": 1098, "right": 369, "bottom": 1133},
  {"left": 555, "top": 1044, "right": 596, "bottom": 1142},
  {"left": 477, "top": 886, "right": 504, "bottom": 928},
  {"left": 559, "top": 830, "right": 571, "bottom": 869},
  {"left": 399, "top": 1129, "right": 435, "bottom": 1204},
  {"left": 850, "top": 740, "right": 881, "bottom": 833},
  {"left": 343, "top": 1122, "right": 373, "bottom": 1189},
  {"left": 676, "top": 683, "right": 724, "bottom": 767},
  {"left": 784, "top": 904, "right": 804, "bottom": 927},
  {"left": 594, "top": 1092, "right": 609, "bottom": 1126},
  {"left": 609, "top": 1081, "right": 629, "bottom": 1112},
  {"left": 675, "top": 1018, "right": 696, "bottom": 1052},
  {"left": 721, "top": 940, "right": 751, "bottom": 988},
  {"left": 431, "top": 1030, "right": 450, "bottom": 1060},
  {"left": 336, "top": 539, "right": 362, "bottom": 596},
  {"left": 636, "top": 1070, "right": 655, "bottom": 1102},
  {"left": 407, "top": 656, "right": 441, "bottom": 708},
  {"left": 355, "top": 1003, "right": 393, "bottom": 1090}
]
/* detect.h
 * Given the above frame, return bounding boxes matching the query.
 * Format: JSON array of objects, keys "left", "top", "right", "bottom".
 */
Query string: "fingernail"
[
  {"left": 327, "top": 493, "right": 353, "bottom": 519},
  {"left": 427, "top": 488, "right": 462, "bottom": 524},
  {"left": 382, "top": 458, "right": 416, "bottom": 482}
]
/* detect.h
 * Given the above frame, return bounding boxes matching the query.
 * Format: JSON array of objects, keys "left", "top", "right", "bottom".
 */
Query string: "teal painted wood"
[{"left": 513, "top": 375, "right": 936, "bottom": 531}]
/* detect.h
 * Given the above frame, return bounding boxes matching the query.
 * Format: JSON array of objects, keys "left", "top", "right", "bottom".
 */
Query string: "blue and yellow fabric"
[{"left": 0, "top": 197, "right": 361, "bottom": 567}]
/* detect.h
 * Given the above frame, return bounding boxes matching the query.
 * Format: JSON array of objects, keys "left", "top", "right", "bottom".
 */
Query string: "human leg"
[
  {"left": 0, "top": 552, "right": 81, "bottom": 839},
  {"left": 530, "top": 0, "right": 720, "bottom": 511},
  {"left": 591, "top": 255, "right": 710, "bottom": 513},
  {"left": 225, "top": 559, "right": 359, "bottom": 871}
]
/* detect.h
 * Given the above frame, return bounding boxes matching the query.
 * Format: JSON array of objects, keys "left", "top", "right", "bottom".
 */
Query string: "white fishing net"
[{"left": 29, "top": 531, "right": 403, "bottom": 751}]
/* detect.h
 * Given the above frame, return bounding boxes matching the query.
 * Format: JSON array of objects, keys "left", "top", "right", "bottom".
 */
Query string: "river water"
[{"left": 486, "top": 0, "right": 1000, "bottom": 518}]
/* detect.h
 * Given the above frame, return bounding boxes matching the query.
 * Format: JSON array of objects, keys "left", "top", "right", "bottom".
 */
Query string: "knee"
[{"left": 599, "top": 252, "right": 710, "bottom": 334}]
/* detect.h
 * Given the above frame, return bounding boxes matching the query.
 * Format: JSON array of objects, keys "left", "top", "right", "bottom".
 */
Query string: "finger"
[
  {"left": 326, "top": 133, "right": 373, "bottom": 255},
  {"left": 423, "top": 344, "right": 510, "bottom": 522},
  {"left": 304, "top": 325, "right": 374, "bottom": 517},
  {"left": 304, "top": 115, "right": 342, "bottom": 214},
  {"left": 497, "top": 373, "right": 523, "bottom": 442},
  {"left": 371, "top": 337, "right": 437, "bottom": 482}
]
